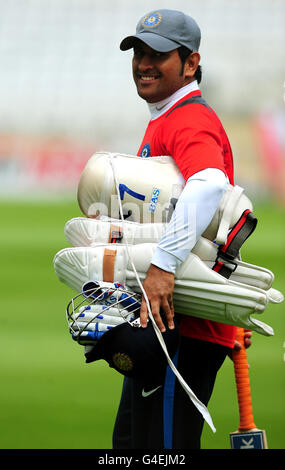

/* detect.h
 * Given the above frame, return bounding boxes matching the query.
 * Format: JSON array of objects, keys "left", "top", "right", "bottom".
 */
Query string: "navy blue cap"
[{"left": 85, "top": 317, "right": 180, "bottom": 387}]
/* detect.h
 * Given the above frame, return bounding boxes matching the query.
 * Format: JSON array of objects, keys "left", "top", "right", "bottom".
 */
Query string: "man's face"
[{"left": 132, "top": 42, "right": 193, "bottom": 103}]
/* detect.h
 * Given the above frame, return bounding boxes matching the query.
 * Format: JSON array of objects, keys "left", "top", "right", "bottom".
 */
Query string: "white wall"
[{"left": 0, "top": 0, "right": 284, "bottom": 153}]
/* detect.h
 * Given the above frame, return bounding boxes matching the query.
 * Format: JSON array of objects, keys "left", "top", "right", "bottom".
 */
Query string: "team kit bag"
[{"left": 53, "top": 152, "right": 283, "bottom": 432}]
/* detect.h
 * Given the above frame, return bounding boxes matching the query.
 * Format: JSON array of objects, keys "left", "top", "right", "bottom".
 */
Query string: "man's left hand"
[
  {"left": 228, "top": 329, "right": 252, "bottom": 364},
  {"left": 233, "top": 329, "right": 252, "bottom": 351}
]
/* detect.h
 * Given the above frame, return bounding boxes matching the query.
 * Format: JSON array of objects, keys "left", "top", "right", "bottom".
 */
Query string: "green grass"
[{"left": 0, "top": 199, "right": 284, "bottom": 449}]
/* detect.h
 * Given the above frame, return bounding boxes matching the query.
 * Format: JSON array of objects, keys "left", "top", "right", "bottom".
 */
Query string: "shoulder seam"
[{"left": 166, "top": 95, "right": 212, "bottom": 118}]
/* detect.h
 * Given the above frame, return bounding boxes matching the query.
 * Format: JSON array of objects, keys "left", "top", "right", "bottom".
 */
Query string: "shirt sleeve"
[
  {"left": 151, "top": 168, "right": 227, "bottom": 274},
  {"left": 158, "top": 104, "right": 226, "bottom": 182}
]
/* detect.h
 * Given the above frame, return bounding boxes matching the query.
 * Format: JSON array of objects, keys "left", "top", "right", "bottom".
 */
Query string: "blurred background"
[{"left": 0, "top": 0, "right": 284, "bottom": 450}]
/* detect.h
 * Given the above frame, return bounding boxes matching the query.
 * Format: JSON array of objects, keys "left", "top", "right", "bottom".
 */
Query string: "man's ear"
[{"left": 184, "top": 52, "right": 200, "bottom": 79}]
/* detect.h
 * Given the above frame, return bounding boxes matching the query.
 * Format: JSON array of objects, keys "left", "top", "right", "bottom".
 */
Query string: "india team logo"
[
  {"left": 142, "top": 12, "right": 162, "bottom": 28},
  {"left": 140, "top": 143, "right": 151, "bottom": 158},
  {"left": 112, "top": 352, "right": 133, "bottom": 372}
]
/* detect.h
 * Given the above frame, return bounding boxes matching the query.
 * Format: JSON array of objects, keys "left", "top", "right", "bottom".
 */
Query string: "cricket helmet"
[{"left": 66, "top": 281, "right": 180, "bottom": 387}]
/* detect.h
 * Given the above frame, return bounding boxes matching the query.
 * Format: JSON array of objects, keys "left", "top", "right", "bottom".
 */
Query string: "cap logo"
[{"left": 142, "top": 12, "right": 162, "bottom": 28}]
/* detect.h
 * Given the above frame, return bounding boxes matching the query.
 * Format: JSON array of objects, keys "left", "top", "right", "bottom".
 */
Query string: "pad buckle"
[{"left": 214, "top": 251, "right": 238, "bottom": 279}]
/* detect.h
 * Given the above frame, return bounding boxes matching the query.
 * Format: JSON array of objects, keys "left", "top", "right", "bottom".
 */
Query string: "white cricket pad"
[
  {"left": 64, "top": 217, "right": 275, "bottom": 292},
  {"left": 53, "top": 243, "right": 284, "bottom": 336},
  {"left": 65, "top": 216, "right": 167, "bottom": 246}
]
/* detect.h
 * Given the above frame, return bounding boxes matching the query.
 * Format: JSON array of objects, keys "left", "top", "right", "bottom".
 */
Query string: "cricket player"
[{"left": 112, "top": 9, "right": 252, "bottom": 449}]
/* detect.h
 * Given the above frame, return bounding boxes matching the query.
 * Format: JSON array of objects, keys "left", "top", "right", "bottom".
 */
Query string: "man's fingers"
[
  {"left": 168, "top": 295, "right": 174, "bottom": 314},
  {"left": 244, "top": 337, "right": 252, "bottom": 349},
  {"left": 161, "top": 298, "right": 175, "bottom": 330},
  {"left": 140, "top": 298, "right": 148, "bottom": 328},
  {"left": 233, "top": 340, "right": 242, "bottom": 351},
  {"left": 140, "top": 298, "right": 168, "bottom": 333},
  {"left": 244, "top": 330, "right": 252, "bottom": 349},
  {"left": 149, "top": 299, "right": 166, "bottom": 332},
  {"left": 139, "top": 264, "right": 175, "bottom": 333}
]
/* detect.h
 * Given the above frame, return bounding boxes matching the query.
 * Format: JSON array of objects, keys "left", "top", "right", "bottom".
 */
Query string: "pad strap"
[
  {"left": 104, "top": 226, "right": 123, "bottom": 280},
  {"left": 216, "top": 185, "right": 245, "bottom": 244},
  {"left": 213, "top": 210, "right": 257, "bottom": 278},
  {"left": 103, "top": 248, "right": 117, "bottom": 282}
]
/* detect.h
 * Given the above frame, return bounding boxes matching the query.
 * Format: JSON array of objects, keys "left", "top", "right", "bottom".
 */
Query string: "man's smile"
[{"left": 136, "top": 73, "right": 161, "bottom": 82}]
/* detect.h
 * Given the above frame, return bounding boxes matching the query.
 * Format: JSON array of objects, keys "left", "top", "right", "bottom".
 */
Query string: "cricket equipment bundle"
[
  {"left": 54, "top": 151, "right": 284, "bottom": 433},
  {"left": 54, "top": 235, "right": 282, "bottom": 337},
  {"left": 57, "top": 208, "right": 283, "bottom": 337}
]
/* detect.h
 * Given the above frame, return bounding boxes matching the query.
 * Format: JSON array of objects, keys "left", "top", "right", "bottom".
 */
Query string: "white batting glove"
[{"left": 69, "top": 304, "right": 136, "bottom": 346}]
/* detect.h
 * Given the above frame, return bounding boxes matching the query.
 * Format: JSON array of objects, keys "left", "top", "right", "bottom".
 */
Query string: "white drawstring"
[{"left": 109, "top": 154, "right": 216, "bottom": 433}]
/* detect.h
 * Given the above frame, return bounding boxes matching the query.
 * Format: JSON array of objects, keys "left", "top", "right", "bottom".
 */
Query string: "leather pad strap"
[{"left": 103, "top": 248, "right": 117, "bottom": 282}]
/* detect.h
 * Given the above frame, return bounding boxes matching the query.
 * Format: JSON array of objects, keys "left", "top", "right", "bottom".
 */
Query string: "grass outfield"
[{"left": 0, "top": 199, "right": 284, "bottom": 449}]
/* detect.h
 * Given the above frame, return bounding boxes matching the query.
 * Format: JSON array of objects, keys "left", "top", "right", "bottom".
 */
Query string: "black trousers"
[{"left": 112, "top": 336, "right": 230, "bottom": 449}]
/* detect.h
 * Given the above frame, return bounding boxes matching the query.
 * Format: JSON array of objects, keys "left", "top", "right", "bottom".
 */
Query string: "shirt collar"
[{"left": 147, "top": 81, "right": 200, "bottom": 121}]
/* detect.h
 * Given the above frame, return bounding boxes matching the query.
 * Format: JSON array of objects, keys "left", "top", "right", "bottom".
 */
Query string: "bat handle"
[{"left": 233, "top": 327, "right": 256, "bottom": 431}]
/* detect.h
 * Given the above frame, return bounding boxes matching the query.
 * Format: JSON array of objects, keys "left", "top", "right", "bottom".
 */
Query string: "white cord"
[{"left": 109, "top": 154, "right": 216, "bottom": 433}]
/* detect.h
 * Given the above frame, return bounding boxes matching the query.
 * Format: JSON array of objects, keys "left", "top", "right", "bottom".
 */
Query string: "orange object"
[
  {"left": 232, "top": 327, "right": 256, "bottom": 431},
  {"left": 230, "top": 327, "right": 268, "bottom": 448}
]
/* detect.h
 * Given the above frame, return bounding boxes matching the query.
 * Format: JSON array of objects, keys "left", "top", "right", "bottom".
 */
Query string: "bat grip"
[{"left": 233, "top": 327, "right": 256, "bottom": 431}]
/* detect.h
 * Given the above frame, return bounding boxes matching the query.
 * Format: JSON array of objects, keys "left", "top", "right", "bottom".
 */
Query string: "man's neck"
[{"left": 147, "top": 81, "right": 200, "bottom": 120}]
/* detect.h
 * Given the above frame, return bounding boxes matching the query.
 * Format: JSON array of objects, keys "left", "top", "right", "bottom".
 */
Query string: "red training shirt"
[{"left": 137, "top": 89, "right": 236, "bottom": 348}]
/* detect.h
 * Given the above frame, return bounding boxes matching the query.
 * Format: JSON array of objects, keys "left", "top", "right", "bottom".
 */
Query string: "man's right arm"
[
  {"left": 151, "top": 167, "right": 227, "bottom": 273},
  {"left": 140, "top": 168, "right": 227, "bottom": 332}
]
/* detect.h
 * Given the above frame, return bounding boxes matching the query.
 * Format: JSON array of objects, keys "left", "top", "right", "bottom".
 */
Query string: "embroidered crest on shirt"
[{"left": 140, "top": 143, "right": 151, "bottom": 158}]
